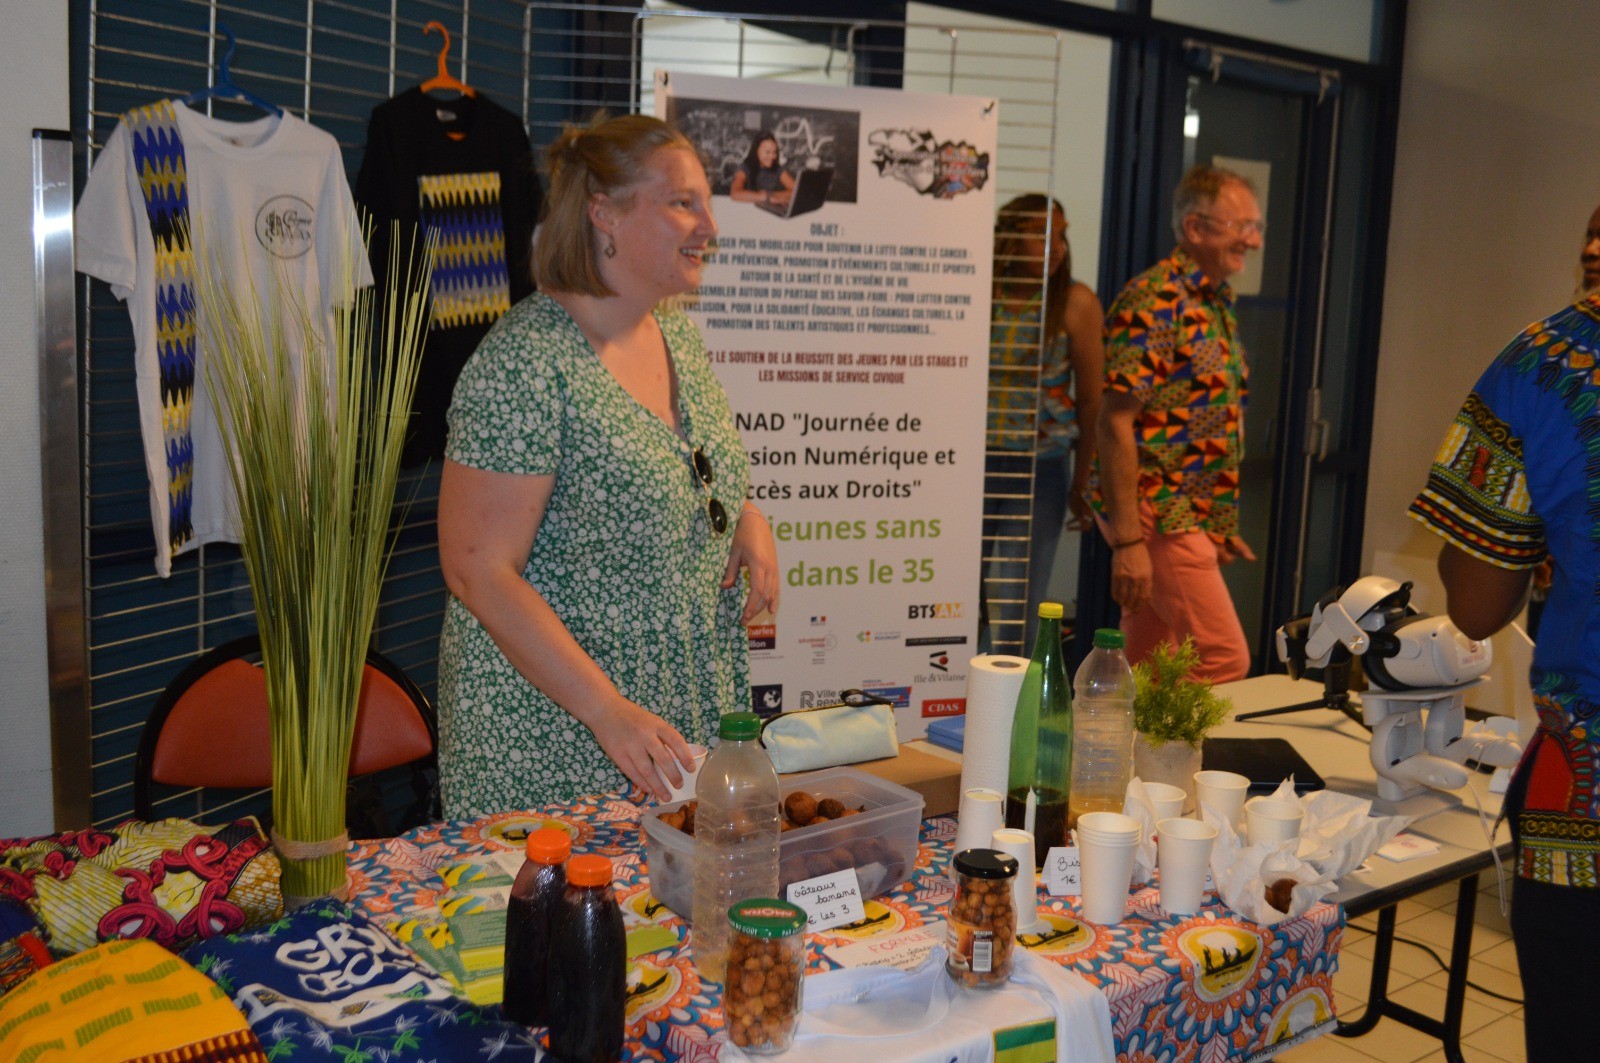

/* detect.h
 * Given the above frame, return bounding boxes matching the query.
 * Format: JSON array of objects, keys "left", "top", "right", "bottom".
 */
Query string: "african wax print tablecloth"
[{"left": 346, "top": 793, "right": 1342, "bottom": 1062}]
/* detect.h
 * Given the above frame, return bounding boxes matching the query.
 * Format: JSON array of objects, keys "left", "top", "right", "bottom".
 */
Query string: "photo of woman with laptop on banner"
[
  {"left": 663, "top": 94, "right": 860, "bottom": 210},
  {"left": 730, "top": 131, "right": 834, "bottom": 221}
]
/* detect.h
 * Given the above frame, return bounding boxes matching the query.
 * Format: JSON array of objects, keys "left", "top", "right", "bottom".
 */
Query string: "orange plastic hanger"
[
  {"left": 420, "top": 20, "right": 475, "bottom": 98},
  {"left": 420, "top": 21, "right": 473, "bottom": 140}
]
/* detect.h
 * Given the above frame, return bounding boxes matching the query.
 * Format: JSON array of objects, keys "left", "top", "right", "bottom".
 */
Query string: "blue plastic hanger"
[{"left": 181, "top": 24, "right": 283, "bottom": 117}]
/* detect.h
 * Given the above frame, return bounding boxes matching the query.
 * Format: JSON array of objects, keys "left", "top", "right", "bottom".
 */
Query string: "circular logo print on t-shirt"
[{"left": 255, "top": 195, "right": 315, "bottom": 258}]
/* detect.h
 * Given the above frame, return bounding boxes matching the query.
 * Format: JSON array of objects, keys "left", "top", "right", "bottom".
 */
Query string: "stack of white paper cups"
[
  {"left": 991, "top": 827, "right": 1044, "bottom": 932},
  {"left": 954, "top": 787, "right": 1006, "bottom": 854},
  {"left": 1156, "top": 817, "right": 1218, "bottom": 915},
  {"left": 1075, "top": 811, "right": 1142, "bottom": 925}
]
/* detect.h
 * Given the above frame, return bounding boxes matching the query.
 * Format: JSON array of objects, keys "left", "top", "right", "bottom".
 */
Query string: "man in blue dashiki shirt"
[{"left": 1410, "top": 291, "right": 1600, "bottom": 1063}]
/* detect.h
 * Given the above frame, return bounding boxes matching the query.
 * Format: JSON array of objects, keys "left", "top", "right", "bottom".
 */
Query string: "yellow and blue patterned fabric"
[
  {"left": 0, "top": 938, "right": 266, "bottom": 1062},
  {"left": 182, "top": 900, "right": 540, "bottom": 1061},
  {"left": 1411, "top": 293, "right": 1600, "bottom": 888},
  {"left": 123, "top": 101, "right": 195, "bottom": 559},
  {"left": 1099, "top": 248, "right": 1247, "bottom": 539},
  {"left": 986, "top": 294, "right": 1077, "bottom": 458},
  {"left": 419, "top": 171, "right": 512, "bottom": 330}
]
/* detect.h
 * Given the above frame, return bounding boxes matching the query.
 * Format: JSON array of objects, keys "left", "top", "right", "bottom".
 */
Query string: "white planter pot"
[{"left": 1133, "top": 733, "right": 1202, "bottom": 814}]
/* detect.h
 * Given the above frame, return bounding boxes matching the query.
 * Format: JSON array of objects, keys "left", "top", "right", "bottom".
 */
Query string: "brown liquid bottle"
[
  {"left": 502, "top": 827, "right": 571, "bottom": 1026},
  {"left": 548, "top": 854, "right": 627, "bottom": 1062}
]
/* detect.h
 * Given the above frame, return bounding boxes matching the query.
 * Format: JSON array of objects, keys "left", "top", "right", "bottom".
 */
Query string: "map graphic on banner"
[{"left": 657, "top": 71, "right": 997, "bottom": 739}]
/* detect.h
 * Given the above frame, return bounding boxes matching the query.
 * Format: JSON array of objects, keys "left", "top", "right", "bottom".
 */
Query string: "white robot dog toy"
[{"left": 1276, "top": 577, "right": 1523, "bottom": 809}]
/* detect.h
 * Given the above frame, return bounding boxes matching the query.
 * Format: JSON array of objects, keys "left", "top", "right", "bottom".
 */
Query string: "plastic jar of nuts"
[
  {"left": 723, "top": 898, "right": 807, "bottom": 1054},
  {"left": 946, "top": 848, "right": 1019, "bottom": 989}
]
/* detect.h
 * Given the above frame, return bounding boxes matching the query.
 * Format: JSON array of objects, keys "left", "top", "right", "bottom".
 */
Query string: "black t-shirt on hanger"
[{"left": 356, "top": 87, "right": 542, "bottom": 467}]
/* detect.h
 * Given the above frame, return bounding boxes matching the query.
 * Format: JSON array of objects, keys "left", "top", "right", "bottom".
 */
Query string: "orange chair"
[{"left": 133, "top": 634, "right": 438, "bottom": 835}]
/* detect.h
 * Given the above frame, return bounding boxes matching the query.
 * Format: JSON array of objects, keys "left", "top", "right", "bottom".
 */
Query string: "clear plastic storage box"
[{"left": 640, "top": 766, "right": 926, "bottom": 920}]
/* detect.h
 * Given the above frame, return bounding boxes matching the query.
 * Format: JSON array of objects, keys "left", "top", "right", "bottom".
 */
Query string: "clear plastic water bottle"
[
  {"left": 691, "top": 712, "right": 780, "bottom": 984},
  {"left": 1070, "top": 628, "right": 1136, "bottom": 829}
]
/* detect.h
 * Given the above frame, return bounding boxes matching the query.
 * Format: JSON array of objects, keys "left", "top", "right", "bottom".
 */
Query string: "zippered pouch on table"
[{"left": 760, "top": 690, "right": 899, "bottom": 773}]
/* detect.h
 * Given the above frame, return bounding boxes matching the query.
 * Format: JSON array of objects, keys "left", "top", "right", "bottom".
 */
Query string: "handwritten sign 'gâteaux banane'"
[{"left": 786, "top": 868, "right": 866, "bottom": 931}]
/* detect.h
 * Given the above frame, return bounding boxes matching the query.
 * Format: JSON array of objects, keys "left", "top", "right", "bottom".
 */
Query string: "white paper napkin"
[
  {"left": 1204, "top": 779, "right": 1411, "bottom": 924},
  {"left": 1119, "top": 778, "right": 1159, "bottom": 885}
]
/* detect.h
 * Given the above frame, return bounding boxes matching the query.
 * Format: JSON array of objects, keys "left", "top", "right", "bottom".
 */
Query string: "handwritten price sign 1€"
[{"left": 1043, "top": 846, "right": 1081, "bottom": 896}]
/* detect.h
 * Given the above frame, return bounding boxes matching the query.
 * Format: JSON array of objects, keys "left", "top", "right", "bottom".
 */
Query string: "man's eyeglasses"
[
  {"left": 1197, "top": 213, "right": 1266, "bottom": 238},
  {"left": 692, "top": 447, "right": 729, "bottom": 535}
]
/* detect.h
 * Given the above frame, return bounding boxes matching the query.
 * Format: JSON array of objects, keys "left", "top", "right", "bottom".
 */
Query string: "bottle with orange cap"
[
  {"left": 548, "top": 853, "right": 627, "bottom": 1062},
  {"left": 503, "top": 826, "right": 571, "bottom": 1026}
]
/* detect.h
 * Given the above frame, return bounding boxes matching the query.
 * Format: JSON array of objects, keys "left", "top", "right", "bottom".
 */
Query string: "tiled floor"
[{"left": 1273, "top": 874, "right": 1525, "bottom": 1062}]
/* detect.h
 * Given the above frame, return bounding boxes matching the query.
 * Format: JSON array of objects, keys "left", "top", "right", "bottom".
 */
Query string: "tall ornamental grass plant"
[{"left": 194, "top": 223, "right": 430, "bottom": 901}]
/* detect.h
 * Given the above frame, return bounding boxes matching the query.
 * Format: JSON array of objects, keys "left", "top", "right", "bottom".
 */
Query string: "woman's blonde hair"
[{"left": 534, "top": 112, "right": 698, "bottom": 297}]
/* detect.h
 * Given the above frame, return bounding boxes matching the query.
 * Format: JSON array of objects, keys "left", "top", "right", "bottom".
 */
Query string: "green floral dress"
[{"left": 438, "top": 293, "right": 751, "bottom": 816}]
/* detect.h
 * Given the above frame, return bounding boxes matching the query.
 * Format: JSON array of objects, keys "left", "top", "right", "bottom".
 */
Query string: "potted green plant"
[
  {"left": 194, "top": 224, "right": 429, "bottom": 903},
  {"left": 1131, "top": 638, "right": 1232, "bottom": 812}
]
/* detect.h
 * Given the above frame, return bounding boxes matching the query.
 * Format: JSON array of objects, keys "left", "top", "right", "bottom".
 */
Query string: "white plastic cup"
[
  {"left": 955, "top": 788, "right": 1006, "bottom": 854},
  {"left": 1142, "top": 782, "right": 1187, "bottom": 824},
  {"left": 1193, "top": 770, "right": 1251, "bottom": 830},
  {"left": 1075, "top": 811, "right": 1142, "bottom": 840},
  {"left": 662, "top": 744, "right": 709, "bottom": 803},
  {"left": 1156, "top": 816, "right": 1218, "bottom": 915},
  {"left": 1075, "top": 811, "right": 1141, "bottom": 924},
  {"left": 1245, "top": 796, "right": 1304, "bottom": 847},
  {"left": 991, "top": 827, "right": 1044, "bottom": 932}
]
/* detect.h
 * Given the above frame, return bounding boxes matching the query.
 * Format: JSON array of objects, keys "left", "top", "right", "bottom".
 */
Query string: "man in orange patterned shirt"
[{"left": 1095, "top": 166, "right": 1262, "bottom": 680}]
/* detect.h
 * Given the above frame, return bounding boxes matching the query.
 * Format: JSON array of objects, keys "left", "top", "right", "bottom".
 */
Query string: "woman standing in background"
[{"left": 984, "top": 194, "right": 1105, "bottom": 649}]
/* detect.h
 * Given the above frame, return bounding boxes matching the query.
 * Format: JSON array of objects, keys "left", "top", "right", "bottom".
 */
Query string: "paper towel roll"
[{"left": 959, "top": 654, "right": 1029, "bottom": 798}]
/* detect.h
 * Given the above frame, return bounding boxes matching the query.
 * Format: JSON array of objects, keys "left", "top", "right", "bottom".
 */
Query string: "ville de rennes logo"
[{"left": 867, "top": 129, "right": 990, "bottom": 200}]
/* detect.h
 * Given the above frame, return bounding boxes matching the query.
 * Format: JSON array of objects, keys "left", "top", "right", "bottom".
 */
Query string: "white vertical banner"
[{"left": 658, "top": 71, "right": 997, "bottom": 738}]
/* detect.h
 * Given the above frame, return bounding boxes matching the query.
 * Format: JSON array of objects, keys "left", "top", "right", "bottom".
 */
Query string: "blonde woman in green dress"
[{"left": 437, "top": 114, "right": 779, "bottom": 817}]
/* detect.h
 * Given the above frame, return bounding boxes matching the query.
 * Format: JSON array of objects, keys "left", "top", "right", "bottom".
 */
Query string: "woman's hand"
[
  {"left": 587, "top": 696, "right": 696, "bottom": 802},
  {"left": 1067, "top": 476, "right": 1095, "bottom": 532},
  {"left": 725, "top": 503, "right": 780, "bottom": 622}
]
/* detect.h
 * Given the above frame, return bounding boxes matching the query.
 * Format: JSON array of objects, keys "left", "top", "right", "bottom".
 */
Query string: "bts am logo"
[{"left": 907, "top": 603, "right": 963, "bottom": 620}]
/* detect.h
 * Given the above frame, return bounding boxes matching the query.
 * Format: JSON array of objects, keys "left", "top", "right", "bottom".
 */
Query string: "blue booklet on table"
[{"left": 925, "top": 715, "right": 966, "bottom": 752}]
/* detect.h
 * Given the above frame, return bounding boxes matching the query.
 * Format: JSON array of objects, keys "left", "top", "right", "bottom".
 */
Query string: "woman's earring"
[{"left": 604, "top": 239, "right": 617, "bottom": 259}]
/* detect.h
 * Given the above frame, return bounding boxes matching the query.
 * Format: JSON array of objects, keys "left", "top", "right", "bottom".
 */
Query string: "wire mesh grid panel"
[
  {"left": 76, "top": 0, "right": 544, "bottom": 828},
  {"left": 70, "top": 0, "right": 1062, "bottom": 826}
]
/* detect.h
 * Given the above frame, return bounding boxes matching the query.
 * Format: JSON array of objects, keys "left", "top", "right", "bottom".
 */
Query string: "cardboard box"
[{"left": 849, "top": 742, "right": 962, "bottom": 817}]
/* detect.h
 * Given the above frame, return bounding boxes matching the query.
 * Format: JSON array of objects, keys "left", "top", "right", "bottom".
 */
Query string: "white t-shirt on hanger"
[{"left": 76, "top": 101, "right": 372, "bottom": 577}]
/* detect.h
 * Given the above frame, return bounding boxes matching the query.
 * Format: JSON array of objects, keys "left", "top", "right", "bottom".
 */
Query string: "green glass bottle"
[{"left": 1005, "top": 602, "right": 1073, "bottom": 867}]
